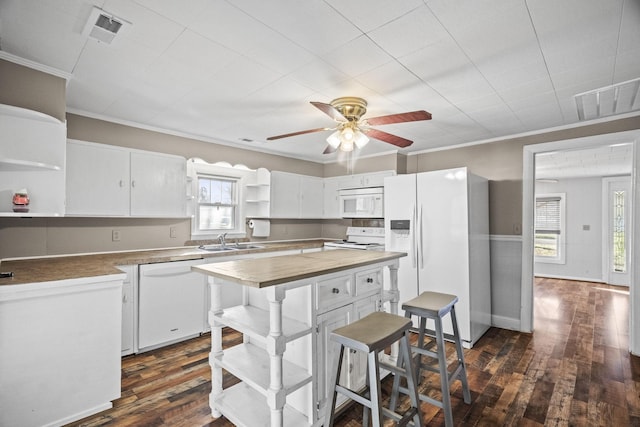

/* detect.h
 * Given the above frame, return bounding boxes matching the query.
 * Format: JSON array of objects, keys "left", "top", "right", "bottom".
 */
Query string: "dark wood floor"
[{"left": 67, "top": 278, "right": 640, "bottom": 426}]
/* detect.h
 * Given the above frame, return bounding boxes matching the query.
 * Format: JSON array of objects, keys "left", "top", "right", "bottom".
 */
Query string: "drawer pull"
[
  {"left": 366, "top": 277, "right": 374, "bottom": 283},
  {"left": 332, "top": 288, "right": 340, "bottom": 294}
]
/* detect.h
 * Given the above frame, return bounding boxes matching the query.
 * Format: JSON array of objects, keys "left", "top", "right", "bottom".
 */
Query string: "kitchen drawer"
[
  {"left": 316, "top": 274, "right": 352, "bottom": 312},
  {"left": 355, "top": 268, "right": 383, "bottom": 295}
]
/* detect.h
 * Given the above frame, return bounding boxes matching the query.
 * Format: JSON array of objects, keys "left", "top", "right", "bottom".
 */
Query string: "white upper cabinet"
[
  {"left": 66, "top": 140, "right": 186, "bottom": 217},
  {"left": 0, "top": 104, "right": 66, "bottom": 216},
  {"left": 337, "top": 170, "right": 395, "bottom": 190},
  {"left": 322, "top": 176, "right": 341, "bottom": 219},
  {"left": 129, "top": 151, "right": 186, "bottom": 217},
  {"left": 270, "top": 171, "right": 323, "bottom": 219}
]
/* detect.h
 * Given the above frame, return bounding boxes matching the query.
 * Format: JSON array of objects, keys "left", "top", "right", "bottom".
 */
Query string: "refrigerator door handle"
[
  {"left": 411, "top": 204, "right": 417, "bottom": 268},
  {"left": 418, "top": 204, "right": 424, "bottom": 269}
]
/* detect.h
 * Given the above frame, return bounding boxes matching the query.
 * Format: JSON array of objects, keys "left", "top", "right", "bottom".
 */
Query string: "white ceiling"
[
  {"left": 535, "top": 142, "right": 633, "bottom": 180},
  {"left": 1, "top": 0, "right": 640, "bottom": 163}
]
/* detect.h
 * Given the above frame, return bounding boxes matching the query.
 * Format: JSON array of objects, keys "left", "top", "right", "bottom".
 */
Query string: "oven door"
[{"left": 338, "top": 188, "right": 384, "bottom": 218}]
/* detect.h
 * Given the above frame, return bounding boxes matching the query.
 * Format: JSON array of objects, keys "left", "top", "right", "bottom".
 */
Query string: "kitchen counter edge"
[{"left": 0, "top": 240, "right": 328, "bottom": 286}]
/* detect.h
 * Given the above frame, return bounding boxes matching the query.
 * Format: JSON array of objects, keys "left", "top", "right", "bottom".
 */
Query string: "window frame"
[
  {"left": 189, "top": 161, "right": 250, "bottom": 240},
  {"left": 534, "top": 192, "right": 566, "bottom": 264}
]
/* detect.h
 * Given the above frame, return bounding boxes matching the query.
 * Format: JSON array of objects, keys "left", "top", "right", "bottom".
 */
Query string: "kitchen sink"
[
  {"left": 197, "top": 244, "right": 265, "bottom": 252},
  {"left": 198, "top": 245, "right": 238, "bottom": 252},
  {"left": 233, "top": 244, "right": 265, "bottom": 250}
]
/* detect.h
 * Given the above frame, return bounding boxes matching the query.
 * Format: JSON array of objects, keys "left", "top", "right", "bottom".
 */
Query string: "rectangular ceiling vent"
[
  {"left": 574, "top": 77, "right": 640, "bottom": 121},
  {"left": 82, "top": 7, "right": 130, "bottom": 45}
]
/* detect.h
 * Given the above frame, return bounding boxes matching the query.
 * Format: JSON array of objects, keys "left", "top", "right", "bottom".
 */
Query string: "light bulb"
[
  {"left": 340, "top": 127, "right": 354, "bottom": 141},
  {"left": 326, "top": 131, "right": 341, "bottom": 148},
  {"left": 354, "top": 131, "right": 369, "bottom": 148},
  {"left": 339, "top": 140, "right": 354, "bottom": 152}
]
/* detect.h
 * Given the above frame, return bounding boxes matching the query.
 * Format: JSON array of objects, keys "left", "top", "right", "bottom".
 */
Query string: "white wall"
[{"left": 534, "top": 177, "right": 603, "bottom": 282}]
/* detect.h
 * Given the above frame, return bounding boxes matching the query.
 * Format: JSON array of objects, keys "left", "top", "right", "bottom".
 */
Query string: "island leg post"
[
  {"left": 208, "top": 277, "right": 224, "bottom": 418},
  {"left": 266, "top": 286, "right": 286, "bottom": 427}
]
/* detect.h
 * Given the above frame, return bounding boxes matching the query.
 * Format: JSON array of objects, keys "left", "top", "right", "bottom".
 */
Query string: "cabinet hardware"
[
  {"left": 366, "top": 277, "right": 373, "bottom": 283},
  {"left": 332, "top": 288, "right": 340, "bottom": 294}
]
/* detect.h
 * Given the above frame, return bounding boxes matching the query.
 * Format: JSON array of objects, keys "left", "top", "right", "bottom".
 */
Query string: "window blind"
[{"left": 535, "top": 196, "right": 561, "bottom": 234}]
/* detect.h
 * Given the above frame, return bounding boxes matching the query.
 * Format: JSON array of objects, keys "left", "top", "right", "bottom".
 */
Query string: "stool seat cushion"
[
  {"left": 331, "top": 311, "right": 412, "bottom": 352},
  {"left": 402, "top": 291, "right": 458, "bottom": 316}
]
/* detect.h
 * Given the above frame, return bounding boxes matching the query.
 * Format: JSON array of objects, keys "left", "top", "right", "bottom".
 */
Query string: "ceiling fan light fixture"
[
  {"left": 339, "top": 140, "right": 354, "bottom": 152},
  {"left": 326, "top": 131, "right": 341, "bottom": 148},
  {"left": 354, "top": 131, "right": 369, "bottom": 148},
  {"left": 340, "top": 127, "right": 354, "bottom": 141}
]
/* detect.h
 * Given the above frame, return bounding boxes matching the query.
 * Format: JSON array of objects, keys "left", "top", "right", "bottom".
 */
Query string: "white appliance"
[
  {"left": 384, "top": 167, "right": 491, "bottom": 347},
  {"left": 324, "top": 226, "right": 385, "bottom": 250},
  {"left": 338, "top": 187, "right": 384, "bottom": 218}
]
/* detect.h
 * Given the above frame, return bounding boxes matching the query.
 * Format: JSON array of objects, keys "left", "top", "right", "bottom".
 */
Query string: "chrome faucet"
[{"left": 217, "top": 232, "right": 228, "bottom": 248}]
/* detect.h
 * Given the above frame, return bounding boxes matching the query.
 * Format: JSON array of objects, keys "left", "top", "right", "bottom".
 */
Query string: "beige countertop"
[
  {"left": 193, "top": 249, "right": 406, "bottom": 288},
  {"left": 0, "top": 240, "right": 328, "bottom": 286}
]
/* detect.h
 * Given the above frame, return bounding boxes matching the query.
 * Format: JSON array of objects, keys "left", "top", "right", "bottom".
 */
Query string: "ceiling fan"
[{"left": 266, "top": 97, "right": 432, "bottom": 154}]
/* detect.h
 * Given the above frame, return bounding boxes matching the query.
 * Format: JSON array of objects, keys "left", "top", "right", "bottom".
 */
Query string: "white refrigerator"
[{"left": 384, "top": 167, "right": 491, "bottom": 347}]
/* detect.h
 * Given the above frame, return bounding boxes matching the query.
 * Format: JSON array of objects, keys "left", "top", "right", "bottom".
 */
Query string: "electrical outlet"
[
  {"left": 170, "top": 226, "right": 177, "bottom": 238},
  {"left": 112, "top": 230, "right": 121, "bottom": 242}
]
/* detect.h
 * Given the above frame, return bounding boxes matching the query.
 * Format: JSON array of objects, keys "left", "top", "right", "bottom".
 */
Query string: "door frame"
[{"left": 521, "top": 130, "right": 640, "bottom": 355}]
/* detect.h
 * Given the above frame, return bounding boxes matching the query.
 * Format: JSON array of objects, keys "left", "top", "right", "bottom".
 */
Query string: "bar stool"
[
  {"left": 391, "top": 291, "right": 471, "bottom": 427},
  {"left": 326, "top": 311, "right": 423, "bottom": 427}
]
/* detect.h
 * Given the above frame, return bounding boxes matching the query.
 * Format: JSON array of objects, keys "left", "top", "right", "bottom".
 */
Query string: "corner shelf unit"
[
  {"left": 0, "top": 104, "right": 66, "bottom": 216},
  {"left": 244, "top": 168, "right": 271, "bottom": 218}
]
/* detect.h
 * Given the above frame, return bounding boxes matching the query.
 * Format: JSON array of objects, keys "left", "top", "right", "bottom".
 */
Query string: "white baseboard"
[{"left": 491, "top": 314, "right": 521, "bottom": 331}]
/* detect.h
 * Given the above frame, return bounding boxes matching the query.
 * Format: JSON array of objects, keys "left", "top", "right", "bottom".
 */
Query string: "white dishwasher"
[{"left": 138, "top": 259, "right": 206, "bottom": 352}]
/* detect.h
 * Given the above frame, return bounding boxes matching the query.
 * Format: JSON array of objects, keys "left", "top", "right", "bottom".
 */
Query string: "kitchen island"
[{"left": 193, "top": 249, "right": 406, "bottom": 427}]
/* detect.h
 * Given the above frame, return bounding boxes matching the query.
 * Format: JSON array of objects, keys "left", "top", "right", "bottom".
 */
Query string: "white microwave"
[{"left": 338, "top": 187, "right": 384, "bottom": 218}]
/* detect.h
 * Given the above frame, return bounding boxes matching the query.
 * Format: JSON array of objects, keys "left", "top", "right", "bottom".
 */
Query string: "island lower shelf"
[{"left": 194, "top": 249, "right": 406, "bottom": 427}]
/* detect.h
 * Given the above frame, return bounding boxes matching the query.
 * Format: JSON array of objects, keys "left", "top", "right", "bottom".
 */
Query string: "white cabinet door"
[
  {"left": 323, "top": 177, "right": 341, "bottom": 219},
  {"left": 138, "top": 260, "right": 206, "bottom": 351},
  {"left": 300, "top": 175, "right": 323, "bottom": 218},
  {"left": 270, "top": 171, "right": 300, "bottom": 218},
  {"left": 118, "top": 265, "right": 137, "bottom": 356},
  {"left": 66, "top": 141, "right": 186, "bottom": 217},
  {"left": 130, "top": 151, "right": 186, "bottom": 217},
  {"left": 316, "top": 304, "right": 351, "bottom": 421},
  {"left": 66, "top": 141, "right": 130, "bottom": 216}
]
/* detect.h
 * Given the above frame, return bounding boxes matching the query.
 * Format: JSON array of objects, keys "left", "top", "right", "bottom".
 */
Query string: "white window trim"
[
  {"left": 534, "top": 192, "right": 566, "bottom": 265},
  {"left": 188, "top": 160, "right": 252, "bottom": 240}
]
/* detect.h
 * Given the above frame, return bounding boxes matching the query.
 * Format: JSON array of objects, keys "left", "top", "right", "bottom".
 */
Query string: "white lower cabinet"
[
  {"left": 138, "top": 259, "right": 206, "bottom": 351},
  {"left": 314, "top": 269, "right": 383, "bottom": 423},
  {"left": 118, "top": 265, "right": 137, "bottom": 356}
]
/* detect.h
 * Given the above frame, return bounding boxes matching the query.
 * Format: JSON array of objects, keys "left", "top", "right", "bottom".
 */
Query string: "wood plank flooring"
[{"left": 67, "top": 278, "right": 640, "bottom": 426}]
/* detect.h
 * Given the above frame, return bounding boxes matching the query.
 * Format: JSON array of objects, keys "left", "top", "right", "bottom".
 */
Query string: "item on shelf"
[{"left": 12, "top": 188, "right": 29, "bottom": 212}]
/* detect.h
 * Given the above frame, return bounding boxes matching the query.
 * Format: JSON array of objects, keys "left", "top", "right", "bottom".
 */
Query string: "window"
[
  {"left": 535, "top": 193, "right": 566, "bottom": 264},
  {"left": 196, "top": 175, "right": 237, "bottom": 232},
  {"left": 612, "top": 189, "right": 626, "bottom": 273}
]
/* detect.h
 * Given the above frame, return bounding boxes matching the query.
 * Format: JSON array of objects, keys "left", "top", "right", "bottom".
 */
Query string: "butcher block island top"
[{"left": 192, "top": 249, "right": 406, "bottom": 288}]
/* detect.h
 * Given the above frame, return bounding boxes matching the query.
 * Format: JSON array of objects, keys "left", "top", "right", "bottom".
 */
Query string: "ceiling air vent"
[
  {"left": 82, "top": 7, "right": 130, "bottom": 45},
  {"left": 574, "top": 77, "right": 640, "bottom": 121}
]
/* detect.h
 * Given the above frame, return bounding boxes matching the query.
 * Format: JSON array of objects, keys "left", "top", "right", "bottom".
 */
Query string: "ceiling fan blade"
[
  {"left": 365, "top": 110, "right": 432, "bottom": 126},
  {"left": 323, "top": 144, "right": 337, "bottom": 154},
  {"left": 364, "top": 128, "right": 414, "bottom": 148},
  {"left": 310, "top": 101, "right": 347, "bottom": 122},
  {"left": 266, "top": 127, "right": 330, "bottom": 141}
]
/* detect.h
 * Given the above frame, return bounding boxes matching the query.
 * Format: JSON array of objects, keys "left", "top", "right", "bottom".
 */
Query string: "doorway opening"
[{"left": 522, "top": 130, "right": 640, "bottom": 355}]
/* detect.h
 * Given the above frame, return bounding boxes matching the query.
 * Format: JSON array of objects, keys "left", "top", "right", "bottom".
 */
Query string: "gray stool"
[
  {"left": 326, "top": 311, "right": 423, "bottom": 427},
  {"left": 391, "top": 292, "right": 471, "bottom": 427}
]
